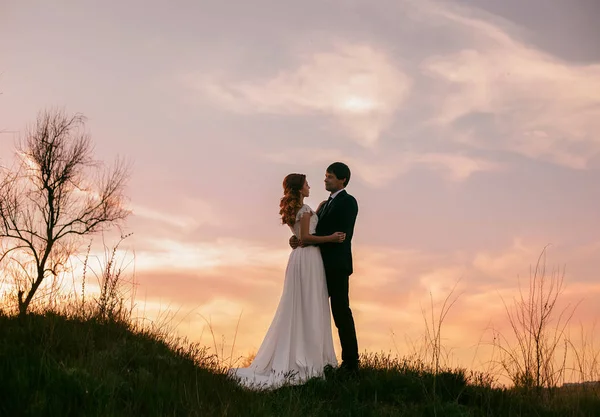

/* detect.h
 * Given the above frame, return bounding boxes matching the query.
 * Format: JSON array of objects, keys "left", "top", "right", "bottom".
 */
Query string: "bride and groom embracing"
[{"left": 229, "top": 162, "right": 360, "bottom": 390}]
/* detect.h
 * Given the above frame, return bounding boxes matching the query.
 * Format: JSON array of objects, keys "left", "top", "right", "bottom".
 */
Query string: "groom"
[{"left": 290, "top": 162, "right": 360, "bottom": 373}]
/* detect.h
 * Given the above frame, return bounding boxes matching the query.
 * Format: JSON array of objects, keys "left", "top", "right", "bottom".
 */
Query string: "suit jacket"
[{"left": 315, "top": 189, "right": 358, "bottom": 276}]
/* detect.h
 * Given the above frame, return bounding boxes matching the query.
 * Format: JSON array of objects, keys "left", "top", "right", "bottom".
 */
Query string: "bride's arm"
[{"left": 299, "top": 212, "right": 345, "bottom": 244}]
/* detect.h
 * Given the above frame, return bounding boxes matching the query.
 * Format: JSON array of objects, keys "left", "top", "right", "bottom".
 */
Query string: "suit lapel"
[
  {"left": 320, "top": 190, "right": 346, "bottom": 219},
  {"left": 317, "top": 201, "right": 326, "bottom": 218},
  {"left": 320, "top": 200, "right": 332, "bottom": 219}
]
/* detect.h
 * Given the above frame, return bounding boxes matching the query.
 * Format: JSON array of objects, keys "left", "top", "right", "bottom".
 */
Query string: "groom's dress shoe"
[
  {"left": 340, "top": 361, "right": 358, "bottom": 370},
  {"left": 338, "top": 361, "right": 359, "bottom": 378}
]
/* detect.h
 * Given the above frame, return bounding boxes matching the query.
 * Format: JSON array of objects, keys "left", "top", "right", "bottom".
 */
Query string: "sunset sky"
[{"left": 1, "top": 0, "right": 599, "bottom": 381}]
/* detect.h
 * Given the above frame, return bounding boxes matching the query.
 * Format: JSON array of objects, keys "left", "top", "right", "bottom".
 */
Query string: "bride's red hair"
[{"left": 279, "top": 173, "right": 306, "bottom": 227}]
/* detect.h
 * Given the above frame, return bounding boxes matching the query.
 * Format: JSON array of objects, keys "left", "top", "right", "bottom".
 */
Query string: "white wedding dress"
[{"left": 229, "top": 204, "right": 337, "bottom": 390}]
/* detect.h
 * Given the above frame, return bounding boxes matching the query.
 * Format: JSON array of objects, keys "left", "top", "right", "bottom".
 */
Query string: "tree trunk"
[
  {"left": 17, "top": 290, "right": 26, "bottom": 317},
  {"left": 17, "top": 270, "right": 45, "bottom": 317}
]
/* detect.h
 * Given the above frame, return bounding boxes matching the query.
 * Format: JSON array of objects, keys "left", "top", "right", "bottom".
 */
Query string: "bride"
[{"left": 228, "top": 173, "right": 346, "bottom": 390}]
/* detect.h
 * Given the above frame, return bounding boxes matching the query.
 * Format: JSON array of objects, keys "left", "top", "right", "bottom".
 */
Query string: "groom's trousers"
[{"left": 325, "top": 268, "right": 359, "bottom": 367}]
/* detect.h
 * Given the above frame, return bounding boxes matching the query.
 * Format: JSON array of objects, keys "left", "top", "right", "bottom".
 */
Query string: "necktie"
[{"left": 322, "top": 196, "right": 333, "bottom": 215}]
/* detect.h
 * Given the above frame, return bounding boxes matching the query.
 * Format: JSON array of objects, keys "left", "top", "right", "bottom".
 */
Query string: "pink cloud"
[{"left": 186, "top": 42, "right": 411, "bottom": 147}]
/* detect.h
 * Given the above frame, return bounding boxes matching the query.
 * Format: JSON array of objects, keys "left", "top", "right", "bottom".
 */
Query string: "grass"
[
  {"left": 1, "top": 241, "right": 599, "bottom": 416},
  {"left": 1, "top": 308, "right": 600, "bottom": 417}
]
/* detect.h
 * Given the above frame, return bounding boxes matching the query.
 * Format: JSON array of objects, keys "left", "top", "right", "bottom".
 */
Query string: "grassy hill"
[{"left": 1, "top": 310, "right": 599, "bottom": 416}]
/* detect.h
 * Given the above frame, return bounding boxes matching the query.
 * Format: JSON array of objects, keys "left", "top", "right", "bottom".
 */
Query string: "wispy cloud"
[
  {"left": 129, "top": 196, "right": 224, "bottom": 232},
  {"left": 131, "top": 205, "right": 205, "bottom": 230},
  {"left": 187, "top": 42, "right": 411, "bottom": 147},
  {"left": 131, "top": 238, "right": 290, "bottom": 273},
  {"left": 263, "top": 148, "right": 500, "bottom": 185},
  {"left": 415, "top": 0, "right": 600, "bottom": 168},
  {"left": 183, "top": 0, "right": 600, "bottom": 174}
]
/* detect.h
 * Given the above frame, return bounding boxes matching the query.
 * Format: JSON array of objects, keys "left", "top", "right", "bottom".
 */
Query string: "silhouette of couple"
[{"left": 229, "top": 162, "right": 360, "bottom": 390}]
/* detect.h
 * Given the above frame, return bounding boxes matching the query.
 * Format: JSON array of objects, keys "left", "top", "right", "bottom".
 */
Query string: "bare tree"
[{"left": 0, "top": 108, "right": 131, "bottom": 316}]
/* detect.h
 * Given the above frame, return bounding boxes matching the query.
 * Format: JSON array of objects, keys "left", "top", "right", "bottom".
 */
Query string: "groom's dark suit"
[{"left": 315, "top": 189, "right": 359, "bottom": 369}]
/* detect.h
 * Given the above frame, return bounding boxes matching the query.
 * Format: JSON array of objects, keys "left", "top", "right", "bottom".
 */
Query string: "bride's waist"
[{"left": 292, "top": 245, "right": 320, "bottom": 252}]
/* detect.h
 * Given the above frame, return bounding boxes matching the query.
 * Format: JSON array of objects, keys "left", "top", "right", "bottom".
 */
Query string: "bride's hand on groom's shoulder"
[{"left": 316, "top": 200, "right": 327, "bottom": 212}]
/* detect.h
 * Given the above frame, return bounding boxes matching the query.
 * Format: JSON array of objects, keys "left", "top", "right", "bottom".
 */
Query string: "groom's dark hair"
[{"left": 327, "top": 162, "right": 351, "bottom": 187}]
